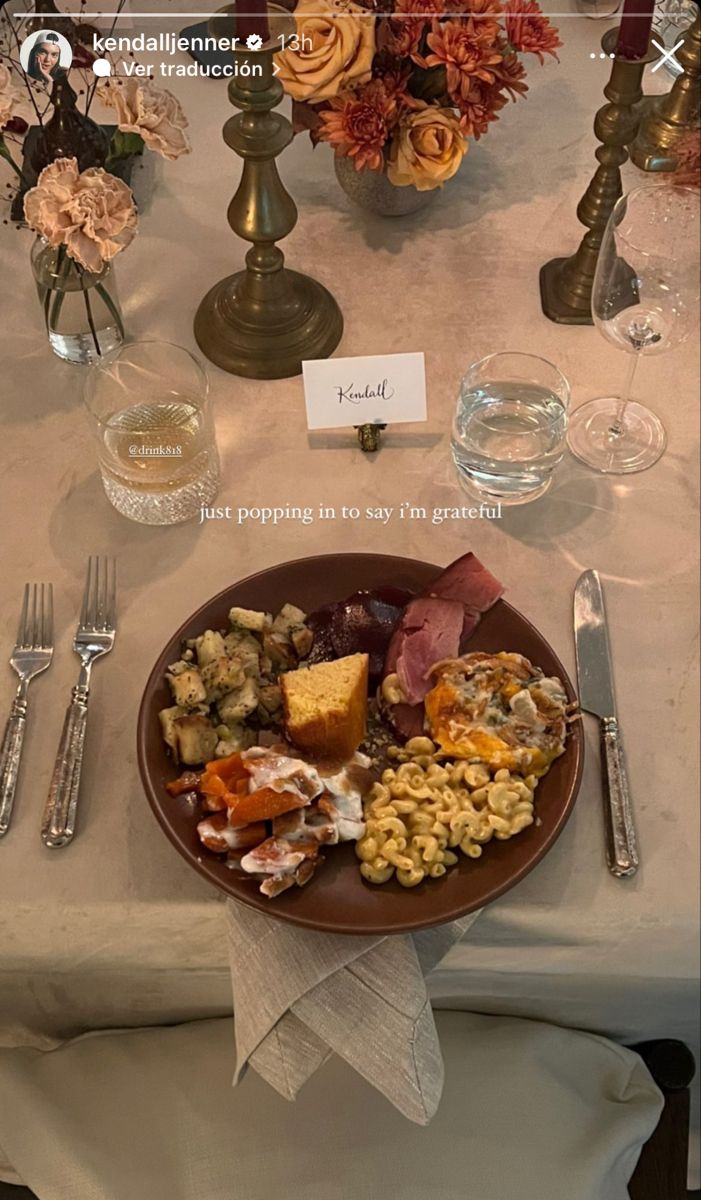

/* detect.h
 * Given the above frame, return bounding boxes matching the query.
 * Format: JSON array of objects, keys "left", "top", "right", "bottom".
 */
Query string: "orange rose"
[
  {"left": 275, "top": 0, "right": 375, "bottom": 102},
  {"left": 387, "top": 106, "right": 466, "bottom": 190}
]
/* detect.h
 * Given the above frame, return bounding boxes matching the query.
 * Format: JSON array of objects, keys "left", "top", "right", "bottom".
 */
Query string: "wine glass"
[{"left": 567, "top": 185, "right": 700, "bottom": 474}]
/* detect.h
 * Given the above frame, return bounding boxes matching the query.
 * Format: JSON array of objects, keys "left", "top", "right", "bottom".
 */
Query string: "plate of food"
[{"left": 137, "top": 552, "right": 583, "bottom": 934}]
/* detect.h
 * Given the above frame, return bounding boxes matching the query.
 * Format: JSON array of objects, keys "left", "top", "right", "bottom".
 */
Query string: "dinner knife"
[{"left": 574, "top": 569, "right": 639, "bottom": 879}]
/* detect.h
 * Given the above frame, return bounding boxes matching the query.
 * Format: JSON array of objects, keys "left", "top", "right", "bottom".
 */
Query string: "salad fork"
[
  {"left": 42, "top": 556, "right": 116, "bottom": 849},
  {"left": 0, "top": 584, "right": 54, "bottom": 838}
]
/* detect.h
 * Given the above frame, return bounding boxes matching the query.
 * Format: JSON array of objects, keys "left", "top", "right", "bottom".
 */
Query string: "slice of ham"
[
  {"left": 383, "top": 553, "right": 504, "bottom": 707},
  {"left": 392, "top": 599, "right": 465, "bottom": 705},
  {"left": 428, "top": 552, "right": 504, "bottom": 614}
]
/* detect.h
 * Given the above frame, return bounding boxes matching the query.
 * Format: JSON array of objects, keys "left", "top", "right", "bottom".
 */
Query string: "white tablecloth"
[{"left": 0, "top": 0, "right": 698, "bottom": 1185}]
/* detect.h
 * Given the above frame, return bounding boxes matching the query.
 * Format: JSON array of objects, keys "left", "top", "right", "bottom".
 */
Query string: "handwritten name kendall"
[{"left": 336, "top": 379, "right": 395, "bottom": 406}]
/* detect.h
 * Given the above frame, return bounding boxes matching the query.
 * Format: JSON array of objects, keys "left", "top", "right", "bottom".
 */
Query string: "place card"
[{"left": 303, "top": 352, "right": 427, "bottom": 430}]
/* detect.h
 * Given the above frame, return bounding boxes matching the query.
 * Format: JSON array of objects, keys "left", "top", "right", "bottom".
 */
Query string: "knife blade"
[{"left": 574, "top": 570, "right": 639, "bottom": 879}]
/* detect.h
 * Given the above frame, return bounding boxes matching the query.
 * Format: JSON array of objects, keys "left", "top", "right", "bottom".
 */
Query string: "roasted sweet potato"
[
  {"left": 199, "top": 753, "right": 251, "bottom": 805},
  {"left": 228, "top": 786, "right": 307, "bottom": 828},
  {"left": 165, "top": 771, "right": 201, "bottom": 797}
]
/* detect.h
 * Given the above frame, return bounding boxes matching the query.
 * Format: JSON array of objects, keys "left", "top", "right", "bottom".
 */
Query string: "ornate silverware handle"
[
  {"left": 600, "top": 716, "right": 639, "bottom": 878},
  {"left": 42, "top": 686, "right": 89, "bottom": 849},
  {"left": 0, "top": 698, "right": 28, "bottom": 838}
]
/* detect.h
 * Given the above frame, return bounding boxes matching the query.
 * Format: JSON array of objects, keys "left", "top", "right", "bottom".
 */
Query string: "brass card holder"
[
  {"left": 355, "top": 423, "right": 386, "bottom": 452},
  {"left": 540, "top": 29, "right": 659, "bottom": 326},
  {"left": 194, "top": 5, "right": 343, "bottom": 379},
  {"left": 631, "top": 10, "right": 700, "bottom": 173}
]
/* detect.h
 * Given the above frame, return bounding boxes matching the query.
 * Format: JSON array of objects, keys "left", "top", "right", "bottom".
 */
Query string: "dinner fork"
[
  {"left": 42, "top": 557, "right": 116, "bottom": 849},
  {"left": 0, "top": 584, "right": 54, "bottom": 838}
]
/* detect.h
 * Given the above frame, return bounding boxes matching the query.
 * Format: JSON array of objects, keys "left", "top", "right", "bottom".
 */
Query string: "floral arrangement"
[
  {"left": 23, "top": 155, "right": 136, "bottom": 355},
  {"left": 275, "top": 0, "right": 562, "bottom": 190},
  {"left": 0, "top": 3, "right": 191, "bottom": 359},
  {"left": 24, "top": 156, "right": 137, "bottom": 272}
]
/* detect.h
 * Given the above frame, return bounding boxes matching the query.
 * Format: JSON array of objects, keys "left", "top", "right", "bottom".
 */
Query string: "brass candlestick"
[
  {"left": 194, "top": 5, "right": 343, "bottom": 379},
  {"left": 631, "top": 9, "right": 700, "bottom": 173},
  {"left": 540, "top": 29, "right": 659, "bottom": 325}
]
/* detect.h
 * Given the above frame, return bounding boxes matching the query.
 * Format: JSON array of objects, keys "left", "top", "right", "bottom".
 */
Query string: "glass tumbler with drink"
[
  {"left": 451, "top": 352, "right": 570, "bottom": 505},
  {"left": 84, "top": 340, "right": 221, "bottom": 525}
]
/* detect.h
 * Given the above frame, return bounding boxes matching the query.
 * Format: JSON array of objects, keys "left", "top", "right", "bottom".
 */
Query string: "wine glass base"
[{"left": 567, "top": 398, "right": 667, "bottom": 474}]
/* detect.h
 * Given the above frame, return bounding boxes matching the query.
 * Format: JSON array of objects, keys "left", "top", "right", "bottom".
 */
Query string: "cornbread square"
[{"left": 282, "top": 654, "right": 369, "bottom": 761}]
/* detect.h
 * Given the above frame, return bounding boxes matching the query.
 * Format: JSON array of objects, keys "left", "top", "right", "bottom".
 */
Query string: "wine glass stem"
[{"left": 609, "top": 352, "right": 641, "bottom": 438}]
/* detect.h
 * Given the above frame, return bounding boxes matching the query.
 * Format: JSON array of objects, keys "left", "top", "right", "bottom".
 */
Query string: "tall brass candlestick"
[
  {"left": 631, "top": 9, "right": 700, "bottom": 173},
  {"left": 540, "top": 29, "right": 658, "bottom": 325},
  {"left": 194, "top": 5, "right": 343, "bottom": 379}
]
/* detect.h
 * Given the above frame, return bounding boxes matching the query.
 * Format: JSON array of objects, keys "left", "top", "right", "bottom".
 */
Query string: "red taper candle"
[
  {"left": 235, "top": 0, "right": 270, "bottom": 42},
  {"left": 615, "top": 0, "right": 655, "bottom": 60}
]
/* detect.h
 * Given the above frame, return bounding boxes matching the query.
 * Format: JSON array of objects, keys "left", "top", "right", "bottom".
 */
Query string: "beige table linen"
[
  {"left": 0, "top": 1012, "right": 663, "bottom": 1200},
  {"left": 0, "top": 0, "right": 698, "bottom": 1185},
  {"left": 226, "top": 900, "right": 479, "bottom": 1120}
]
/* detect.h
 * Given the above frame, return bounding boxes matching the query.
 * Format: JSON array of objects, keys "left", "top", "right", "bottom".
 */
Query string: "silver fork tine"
[
  {"left": 36, "top": 585, "right": 43, "bottom": 651},
  {"left": 41, "top": 584, "right": 53, "bottom": 650},
  {"left": 80, "top": 557, "right": 93, "bottom": 630},
  {"left": 16, "top": 585, "right": 29, "bottom": 650},
  {"left": 90, "top": 556, "right": 100, "bottom": 628},
  {"left": 30, "top": 585, "right": 38, "bottom": 650},
  {"left": 96, "top": 556, "right": 105, "bottom": 628},
  {"left": 107, "top": 557, "right": 115, "bottom": 629},
  {"left": 97, "top": 556, "right": 107, "bottom": 629},
  {"left": 105, "top": 558, "right": 116, "bottom": 630}
]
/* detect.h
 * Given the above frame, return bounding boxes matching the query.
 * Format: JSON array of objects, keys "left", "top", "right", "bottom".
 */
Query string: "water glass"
[
  {"left": 84, "top": 340, "right": 221, "bottom": 525},
  {"left": 574, "top": 0, "right": 621, "bottom": 17},
  {"left": 451, "top": 352, "right": 569, "bottom": 505}
]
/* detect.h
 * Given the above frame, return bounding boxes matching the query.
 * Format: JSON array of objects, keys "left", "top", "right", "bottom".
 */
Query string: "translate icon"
[{"left": 92, "top": 57, "right": 112, "bottom": 77}]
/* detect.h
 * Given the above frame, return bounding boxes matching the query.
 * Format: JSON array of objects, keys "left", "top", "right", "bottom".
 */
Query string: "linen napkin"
[{"left": 225, "top": 898, "right": 480, "bottom": 1124}]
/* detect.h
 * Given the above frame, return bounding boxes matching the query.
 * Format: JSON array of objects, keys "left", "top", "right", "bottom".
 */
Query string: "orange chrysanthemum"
[
  {"left": 394, "top": 0, "right": 445, "bottom": 16},
  {"left": 504, "top": 0, "right": 562, "bottom": 63},
  {"left": 456, "top": 79, "right": 508, "bottom": 139},
  {"left": 377, "top": 15, "right": 426, "bottom": 61},
  {"left": 374, "top": 59, "right": 417, "bottom": 108},
  {"left": 318, "top": 81, "right": 396, "bottom": 171},
  {"left": 444, "top": 0, "right": 503, "bottom": 41},
  {"left": 492, "top": 49, "right": 528, "bottom": 97},
  {"left": 425, "top": 18, "right": 503, "bottom": 102}
]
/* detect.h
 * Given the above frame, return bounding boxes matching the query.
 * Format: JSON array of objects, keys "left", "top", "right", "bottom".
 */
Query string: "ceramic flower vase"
[{"left": 334, "top": 156, "right": 439, "bottom": 217}]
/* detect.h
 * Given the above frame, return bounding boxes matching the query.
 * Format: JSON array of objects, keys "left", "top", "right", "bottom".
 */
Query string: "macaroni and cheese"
[{"left": 356, "top": 735, "right": 538, "bottom": 887}]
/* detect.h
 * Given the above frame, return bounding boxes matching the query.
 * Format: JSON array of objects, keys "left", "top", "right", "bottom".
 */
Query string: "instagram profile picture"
[{"left": 20, "top": 29, "right": 73, "bottom": 84}]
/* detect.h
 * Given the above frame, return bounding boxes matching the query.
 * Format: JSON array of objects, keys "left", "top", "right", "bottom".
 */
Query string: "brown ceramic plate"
[{"left": 137, "top": 553, "right": 583, "bottom": 935}]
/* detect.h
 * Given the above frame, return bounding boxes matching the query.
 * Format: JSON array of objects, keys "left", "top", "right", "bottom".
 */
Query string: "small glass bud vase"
[{"left": 31, "top": 237, "right": 125, "bottom": 365}]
